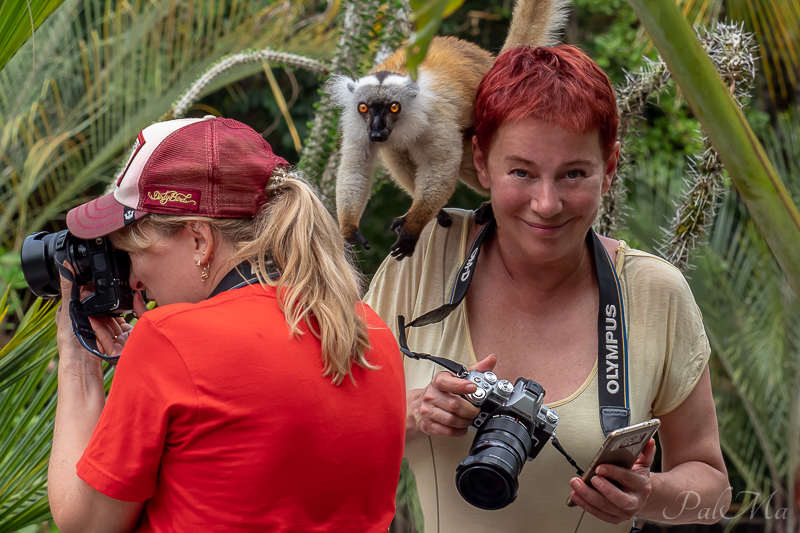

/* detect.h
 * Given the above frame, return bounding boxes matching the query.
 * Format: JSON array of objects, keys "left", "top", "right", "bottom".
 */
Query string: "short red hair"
[{"left": 473, "top": 45, "right": 618, "bottom": 159}]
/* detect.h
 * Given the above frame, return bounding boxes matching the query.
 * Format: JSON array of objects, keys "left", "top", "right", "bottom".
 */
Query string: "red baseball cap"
[{"left": 67, "top": 116, "right": 289, "bottom": 238}]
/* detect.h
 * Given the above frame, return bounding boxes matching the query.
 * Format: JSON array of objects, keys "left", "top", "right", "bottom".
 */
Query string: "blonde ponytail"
[
  {"left": 233, "top": 170, "right": 375, "bottom": 384},
  {"left": 109, "top": 169, "right": 375, "bottom": 385}
]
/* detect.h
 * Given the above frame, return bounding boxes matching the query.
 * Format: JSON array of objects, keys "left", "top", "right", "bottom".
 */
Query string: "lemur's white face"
[
  {"left": 473, "top": 117, "right": 620, "bottom": 265},
  {"left": 327, "top": 71, "right": 434, "bottom": 145}
]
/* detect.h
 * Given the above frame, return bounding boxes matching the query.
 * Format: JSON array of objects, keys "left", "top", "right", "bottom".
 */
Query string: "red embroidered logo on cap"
[
  {"left": 144, "top": 187, "right": 201, "bottom": 211},
  {"left": 118, "top": 131, "right": 146, "bottom": 186}
]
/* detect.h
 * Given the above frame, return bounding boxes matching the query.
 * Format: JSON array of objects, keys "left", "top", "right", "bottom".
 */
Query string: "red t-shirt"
[{"left": 77, "top": 285, "right": 406, "bottom": 532}]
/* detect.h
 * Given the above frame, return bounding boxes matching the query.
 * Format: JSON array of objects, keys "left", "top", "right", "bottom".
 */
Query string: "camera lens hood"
[
  {"left": 21, "top": 232, "right": 62, "bottom": 299},
  {"left": 455, "top": 416, "right": 534, "bottom": 510}
]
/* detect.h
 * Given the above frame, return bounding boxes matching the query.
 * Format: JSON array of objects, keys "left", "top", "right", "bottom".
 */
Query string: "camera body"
[
  {"left": 463, "top": 369, "right": 558, "bottom": 438},
  {"left": 455, "top": 370, "right": 559, "bottom": 510},
  {"left": 21, "top": 230, "right": 134, "bottom": 316}
]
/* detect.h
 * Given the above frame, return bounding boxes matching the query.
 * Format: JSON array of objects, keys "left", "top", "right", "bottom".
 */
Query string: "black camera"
[
  {"left": 455, "top": 370, "right": 559, "bottom": 510},
  {"left": 397, "top": 315, "right": 566, "bottom": 511},
  {"left": 21, "top": 230, "right": 134, "bottom": 316}
]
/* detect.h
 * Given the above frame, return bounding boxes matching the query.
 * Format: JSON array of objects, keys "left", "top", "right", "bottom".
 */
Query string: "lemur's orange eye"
[
  {"left": 390, "top": 102, "right": 401, "bottom": 113},
  {"left": 358, "top": 103, "right": 368, "bottom": 113}
]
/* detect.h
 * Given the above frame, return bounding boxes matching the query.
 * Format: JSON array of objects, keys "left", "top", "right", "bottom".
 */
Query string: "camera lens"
[
  {"left": 21, "top": 232, "right": 64, "bottom": 298},
  {"left": 21, "top": 230, "right": 96, "bottom": 299},
  {"left": 455, "top": 415, "right": 533, "bottom": 510}
]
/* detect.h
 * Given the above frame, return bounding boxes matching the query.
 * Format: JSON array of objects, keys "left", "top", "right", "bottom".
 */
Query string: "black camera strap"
[
  {"left": 398, "top": 213, "right": 630, "bottom": 436},
  {"left": 55, "top": 261, "right": 120, "bottom": 364},
  {"left": 208, "top": 261, "right": 265, "bottom": 298},
  {"left": 397, "top": 315, "right": 469, "bottom": 377}
]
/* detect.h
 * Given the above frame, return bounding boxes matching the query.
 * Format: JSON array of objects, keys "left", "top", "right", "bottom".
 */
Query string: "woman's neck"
[{"left": 481, "top": 225, "right": 596, "bottom": 303}]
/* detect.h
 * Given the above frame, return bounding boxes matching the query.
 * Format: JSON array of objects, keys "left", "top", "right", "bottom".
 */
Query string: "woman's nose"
[
  {"left": 532, "top": 180, "right": 563, "bottom": 219},
  {"left": 129, "top": 269, "right": 145, "bottom": 292}
]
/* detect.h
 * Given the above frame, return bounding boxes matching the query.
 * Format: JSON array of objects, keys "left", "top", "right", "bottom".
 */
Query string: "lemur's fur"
[{"left": 328, "top": 0, "right": 571, "bottom": 259}]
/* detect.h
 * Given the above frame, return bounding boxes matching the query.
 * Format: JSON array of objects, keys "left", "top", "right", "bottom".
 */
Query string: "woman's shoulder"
[
  {"left": 619, "top": 243, "right": 695, "bottom": 298},
  {"left": 376, "top": 208, "right": 472, "bottom": 278},
  {"left": 136, "top": 285, "right": 276, "bottom": 329},
  {"left": 363, "top": 208, "right": 473, "bottom": 328}
]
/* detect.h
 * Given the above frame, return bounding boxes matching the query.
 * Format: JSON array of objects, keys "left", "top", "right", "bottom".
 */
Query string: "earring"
[
  {"left": 196, "top": 259, "right": 201, "bottom": 267},
  {"left": 201, "top": 263, "right": 210, "bottom": 282}
]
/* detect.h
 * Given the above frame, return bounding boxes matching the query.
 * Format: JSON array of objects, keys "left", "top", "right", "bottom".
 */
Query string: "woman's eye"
[
  {"left": 566, "top": 170, "right": 585, "bottom": 179},
  {"left": 512, "top": 169, "right": 529, "bottom": 178}
]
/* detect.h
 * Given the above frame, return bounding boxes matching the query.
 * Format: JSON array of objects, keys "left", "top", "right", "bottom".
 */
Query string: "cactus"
[
  {"left": 168, "top": 50, "right": 330, "bottom": 120},
  {"left": 596, "top": 57, "right": 671, "bottom": 236},
  {"left": 660, "top": 22, "right": 757, "bottom": 270}
]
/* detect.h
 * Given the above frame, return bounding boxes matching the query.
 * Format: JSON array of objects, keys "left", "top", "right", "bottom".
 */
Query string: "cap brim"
[{"left": 67, "top": 192, "right": 148, "bottom": 239}]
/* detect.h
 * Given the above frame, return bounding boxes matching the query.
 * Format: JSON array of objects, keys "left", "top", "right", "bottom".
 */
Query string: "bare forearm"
[
  {"left": 48, "top": 353, "right": 106, "bottom": 527},
  {"left": 639, "top": 462, "right": 731, "bottom": 525}
]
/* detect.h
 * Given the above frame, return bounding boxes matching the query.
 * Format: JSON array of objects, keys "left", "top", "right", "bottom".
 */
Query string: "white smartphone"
[{"left": 566, "top": 418, "right": 661, "bottom": 507}]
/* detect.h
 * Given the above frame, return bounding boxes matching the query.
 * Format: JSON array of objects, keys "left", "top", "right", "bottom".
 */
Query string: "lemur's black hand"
[
  {"left": 345, "top": 228, "right": 371, "bottom": 250},
  {"left": 389, "top": 216, "right": 420, "bottom": 260}
]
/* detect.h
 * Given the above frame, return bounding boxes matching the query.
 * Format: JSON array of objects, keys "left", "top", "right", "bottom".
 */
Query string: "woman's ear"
[
  {"left": 473, "top": 136, "right": 491, "bottom": 190},
  {"left": 602, "top": 141, "right": 622, "bottom": 194},
  {"left": 187, "top": 222, "right": 214, "bottom": 263}
]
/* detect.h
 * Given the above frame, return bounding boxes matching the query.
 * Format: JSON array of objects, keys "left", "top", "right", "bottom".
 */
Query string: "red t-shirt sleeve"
[{"left": 76, "top": 315, "right": 198, "bottom": 502}]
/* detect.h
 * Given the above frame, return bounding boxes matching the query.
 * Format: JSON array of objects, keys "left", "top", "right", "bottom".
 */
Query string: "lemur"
[{"left": 328, "top": 0, "right": 571, "bottom": 259}]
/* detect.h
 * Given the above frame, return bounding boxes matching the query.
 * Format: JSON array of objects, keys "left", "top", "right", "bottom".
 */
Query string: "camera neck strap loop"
[
  {"left": 397, "top": 315, "right": 469, "bottom": 377},
  {"left": 398, "top": 213, "right": 630, "bottom": 436}
]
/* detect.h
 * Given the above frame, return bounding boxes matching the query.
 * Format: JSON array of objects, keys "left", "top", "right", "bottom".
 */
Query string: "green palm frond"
[
  {"left": 697, "top": 210, "right": 795, "bottom": 503},
  {"left": 623, "top": 107, "right": 800, "bottom": 524},
  {"left": 0, "top": 0, "right": 339, "bottom": 253},
  {"left": 0, "top": 300, "right": 58, "bottom": 531},
  {"left": 0, "top": 0, "right": 66, "bottom": 71},
  {"left": 0, "top": 298, "right": 116, "bottom": 531}
]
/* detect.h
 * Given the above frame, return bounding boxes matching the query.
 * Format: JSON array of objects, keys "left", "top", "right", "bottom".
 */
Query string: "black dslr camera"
[
  {"left": 21, "top": 230, "right": 134, "bottom": 316},
  {"left": 455, "top": 369, "right": 558, "bottom": 510},
  {"left": 397, "top": 315, "right": 561, "bottom": 511}
]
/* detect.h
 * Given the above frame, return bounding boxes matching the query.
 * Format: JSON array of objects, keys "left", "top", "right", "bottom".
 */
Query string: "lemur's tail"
[{"left": 501, "top": 0, "right": 571, "bottom": 52}]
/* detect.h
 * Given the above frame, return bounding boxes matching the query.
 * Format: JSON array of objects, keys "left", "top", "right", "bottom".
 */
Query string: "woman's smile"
[{"left": 522, "top": 219, "right": 570, "bottom": 235}]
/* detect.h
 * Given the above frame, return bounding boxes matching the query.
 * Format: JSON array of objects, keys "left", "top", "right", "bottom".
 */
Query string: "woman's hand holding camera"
[
  {"left": 56, "top": 263, "right": 148, "bottom": 368},
  {"left": 406, "top": 354, "right": 497, "bottom": 442},
  {"left": 568, "top": 438, "right": 656, "bottom": 525}
]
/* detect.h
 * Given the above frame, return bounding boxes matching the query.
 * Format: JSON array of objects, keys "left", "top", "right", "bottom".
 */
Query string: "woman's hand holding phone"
[{"left": 567, "top": 437, "right": 657, "bottom": 525}]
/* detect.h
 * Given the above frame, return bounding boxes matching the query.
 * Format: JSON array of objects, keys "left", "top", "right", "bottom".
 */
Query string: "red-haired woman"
[{"left": 365, "top": 45, "right": 730, "bottom": 532}]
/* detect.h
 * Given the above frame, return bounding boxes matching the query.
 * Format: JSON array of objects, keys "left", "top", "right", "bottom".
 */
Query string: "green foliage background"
[{"left": 1, "top": 0, "right": 799, "bottom": 531}]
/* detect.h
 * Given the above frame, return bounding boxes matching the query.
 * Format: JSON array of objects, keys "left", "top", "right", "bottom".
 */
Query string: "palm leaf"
[
  {"left": 0, "top": 0, "right": 339, "bottom": 255},
  {"left": 0, "top": 300, "right": 58, "bottom": 531},
  {"left": 0, "top": 0, "right": 67, "bottom": 70},
  {"left": 628, "top": 0, "right": 800, "bottom": 299},
  {"left": 623, "top": 108, "right": 800, "bottom": 525},
  {"left": 640, "top": 0, "right": 800, "bottom": 104}
]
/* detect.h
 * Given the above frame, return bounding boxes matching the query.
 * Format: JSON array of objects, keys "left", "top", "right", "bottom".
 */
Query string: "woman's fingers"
[
  {"left": 87, "top": 316, "right": 133, "bottom": 357},
  {"left": 467, "top": 353, "right": 497, "bottom": 373},
  {"left": 633, "top": 438, "right": 657, "bottom": 469},
  {"left": 567, "top": 489, "right": 629, "bottom": 525},
  {"left": 88, "top": 317, "right": 117, "bottom": 356}
]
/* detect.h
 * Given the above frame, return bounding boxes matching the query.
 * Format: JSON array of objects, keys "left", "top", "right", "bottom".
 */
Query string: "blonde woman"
[{"left": 49, "top": 117, "right": 406, "bottom": 532}]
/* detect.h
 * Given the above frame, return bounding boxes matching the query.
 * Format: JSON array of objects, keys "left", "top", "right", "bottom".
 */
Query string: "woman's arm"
[
  {"left": 48, "top": 275, "right": 146, "bottom": 533},
  {"left": 567, "top": 365, "right": 731, "bottom": 525},
  {"left": 639, "top": 365, "right": 731, "bottom": 523}
]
